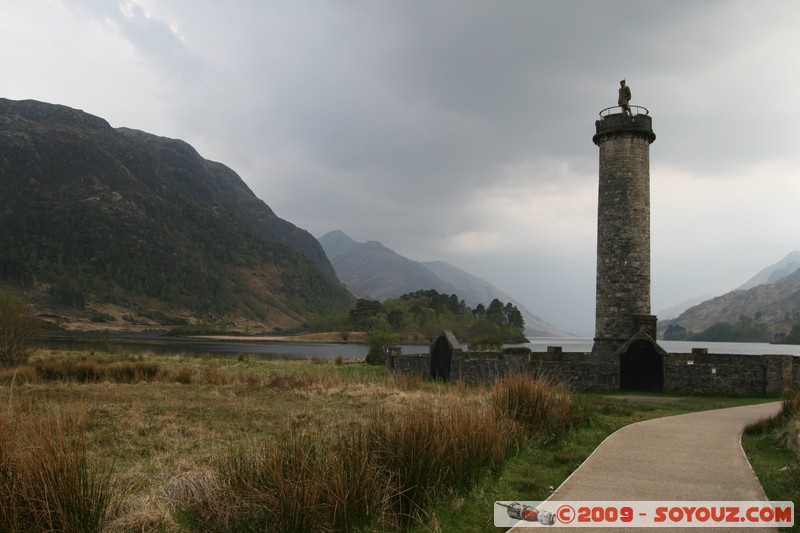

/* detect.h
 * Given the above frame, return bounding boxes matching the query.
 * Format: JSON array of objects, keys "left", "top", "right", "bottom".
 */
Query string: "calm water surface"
[
  {"left": 35, "top": 335, "right": 800, "bottom": 360},
  {"left": 517, "top": 338, "right": 800, "bottom": 356}
]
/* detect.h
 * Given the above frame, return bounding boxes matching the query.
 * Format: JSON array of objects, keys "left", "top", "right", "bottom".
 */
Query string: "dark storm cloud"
[{"left": 9, "top": 0, "right": 798, "bottom": 334}]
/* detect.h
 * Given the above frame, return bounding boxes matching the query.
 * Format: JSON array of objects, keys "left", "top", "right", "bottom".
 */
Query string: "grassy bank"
[
  {"left": 742, "top": 392, "right": 800, "bottom": 532},
  {"left": 0, "top": 349, "right": 780, "bottom": 531},
  {"left": 414, "top": 393, "right": 779, "bottom": 532}
]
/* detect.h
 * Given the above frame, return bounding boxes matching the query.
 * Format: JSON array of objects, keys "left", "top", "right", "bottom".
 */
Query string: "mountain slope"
[
  {"left": 737, "top": 251, "right": 800, "bottom": 290},
  {"left": 421, "top": 260, "right": 572, "bottom": 337},
  {"left": 319, "top": 230, "right": 570, "bottom": 337},
  {"left": 0, "top": 98, "right": 352, "bottom": 330},
  {"left": 115, "top": 127, "right": 338, "bottom": 282},
  {"left": 664, "top": 263, "right": 800, "bottom": 336},
  {"left": 657, "top": 294, "right": 715, "bottom": 320},
  {"left": 319, "top": 231, "right": 459, "bottom": 299}
]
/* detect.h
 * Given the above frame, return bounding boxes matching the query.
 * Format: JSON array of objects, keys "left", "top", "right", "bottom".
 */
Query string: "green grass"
[
  {"left": 414, "top": 393, "right": 778, "bottom": 533},
  {"left": 742, "top": 393, "right": 800, "bottom": 532}
]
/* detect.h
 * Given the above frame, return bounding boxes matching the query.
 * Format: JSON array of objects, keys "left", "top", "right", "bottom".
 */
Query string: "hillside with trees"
[
  {"left": 0, "top": 98, "right": 352, "bottom": 331},
  {"left": 319, "top": 230, "right": 570, "bottom": 337},
  {"left": 313, "top": 289, "right": 528, "bottom": 348}
]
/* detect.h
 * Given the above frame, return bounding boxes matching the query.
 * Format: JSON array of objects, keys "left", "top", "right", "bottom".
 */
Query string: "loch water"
[{"left": 35, "top": 335, "right": 800, "bottom": 360}]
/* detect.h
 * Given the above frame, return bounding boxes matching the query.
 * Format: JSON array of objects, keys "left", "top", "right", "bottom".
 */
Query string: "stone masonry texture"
[
  {"left": 387, "top": 349, "right": 799, "bottom": 396},
  {"left": 592, "top": 113, "right": 656, "bottom": 357}
]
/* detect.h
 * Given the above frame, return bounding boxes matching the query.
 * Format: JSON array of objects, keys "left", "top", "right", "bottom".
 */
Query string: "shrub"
[{"left": 366, "top": 330, "right": 399, "bottom": 365}]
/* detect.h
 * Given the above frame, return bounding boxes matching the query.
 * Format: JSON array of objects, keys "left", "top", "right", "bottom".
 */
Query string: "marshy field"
[{"left": 1, "top": 349, "right": 798, "bottom": 532}]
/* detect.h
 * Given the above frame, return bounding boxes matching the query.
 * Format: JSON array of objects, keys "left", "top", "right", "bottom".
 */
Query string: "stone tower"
[{"left": 591, "top": 97, "right": 664, "bottom": 391}]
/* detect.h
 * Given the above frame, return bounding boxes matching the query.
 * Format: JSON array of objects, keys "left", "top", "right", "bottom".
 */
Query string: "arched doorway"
[
  {"left": 619, "top": 339, "right": 663, "bottom": 392},
  {"left": 430, "top": 334, "right": 453, "bottom": 381}
]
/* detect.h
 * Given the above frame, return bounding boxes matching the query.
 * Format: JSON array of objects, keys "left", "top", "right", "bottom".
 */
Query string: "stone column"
[{"left": 591, "top": 112, "right": 656, "bottom": 358}]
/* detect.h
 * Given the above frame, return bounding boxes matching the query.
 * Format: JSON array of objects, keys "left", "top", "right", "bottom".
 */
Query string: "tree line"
[{"left": 312, "top": 289, "right": 527, "bottom": 347}]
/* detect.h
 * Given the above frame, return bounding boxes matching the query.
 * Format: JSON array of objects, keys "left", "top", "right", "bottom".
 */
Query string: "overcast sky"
[{"left": 2, "top": 1, "right": 799, "bottom": 336}]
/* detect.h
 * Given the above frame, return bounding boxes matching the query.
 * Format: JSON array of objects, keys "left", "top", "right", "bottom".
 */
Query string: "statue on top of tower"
[{"left": 618, "top": 79, "right": 631, "bottom": 115}]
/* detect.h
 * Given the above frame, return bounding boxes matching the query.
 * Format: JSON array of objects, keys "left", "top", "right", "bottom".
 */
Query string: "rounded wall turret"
[{"left": 592, "top": 109, "right": 656, "bottom": 358}]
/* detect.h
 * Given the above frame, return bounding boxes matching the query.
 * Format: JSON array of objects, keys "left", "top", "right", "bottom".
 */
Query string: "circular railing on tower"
[{"left": 598, "top": 105, "right": 650, "bottom": 118}]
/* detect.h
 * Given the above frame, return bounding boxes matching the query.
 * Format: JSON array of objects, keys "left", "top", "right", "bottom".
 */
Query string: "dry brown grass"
[
  {"left": 1, "top": 350, "right": 576, "bottom": 531},
  {"left": 177, "top": 399, "right": 520, "bottom": 531},
  {"left": 0, "top": 404, "right": 124, "bottom": 531},
  {"left": 491, "top": 373, "right": 577, "bottom": 444},
  {"left": 0, "top": 349, "right": 491, "bottom": 530}
]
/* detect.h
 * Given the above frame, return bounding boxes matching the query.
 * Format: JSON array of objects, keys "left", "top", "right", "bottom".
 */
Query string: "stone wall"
[
  {"left": 452, "top": 354, "right": 528, "bottom": 385},
  {"left": 525, "top": 347, "right": 618, "bottom": 391},
  {"left": 795, "top": 359, "right": 800, "bottom": 391},
  {"left": 389, "top": 352, "right": 428, "bottom": 377},
  {"left": 664, "top": 350, "right": 772, "bottom": 397},
  {"left": 388, "top": 346, "right": 800, "bottom": 397}
]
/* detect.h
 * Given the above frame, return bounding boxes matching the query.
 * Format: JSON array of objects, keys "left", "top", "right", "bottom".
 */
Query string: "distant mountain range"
[
  {"left": 737, "top": 251, "right": 800, "bottom": 290},
  {"left": 657, "top": 294, "right": 715, "bottom": 321},
  {"left": 0, "top": 98, "right": 352, "bottom": 331},
  {"left": 660, "top": 251, "right": 800, "bottom": 338},
  {"left": 319, "top": 230, "right": 571, "bottom": 337},
  {"left": 7, "top": 99, "right": 793, "bottom": 340}
]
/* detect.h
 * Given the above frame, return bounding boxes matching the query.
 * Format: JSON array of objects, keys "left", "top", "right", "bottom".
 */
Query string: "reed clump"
[
  {"left": 778, "top": 392, "right": 800, "bottom": 458},
  {"left": 369, "top": 403, "right": 517, "bottom": 528},
  {"left": 3, "top": 351, "right": 583, "bottom": 531},
  {"left": 0, "top": 406, "right": 125, "bottom": 532},
  {"left": 490, "top": 373, "right": 576, "bottom": 443},
  {"left": 30, "top": 358, "right": 164, "bottom": 384},
  {"left": 746, "top": 391, "right": 800, "bottom": 438},
  {"left": 178, "top": 433, "right": 388, "bottom": 532},
  {"left": 178, "top": 386, "right": 528, "bottom": 531}
]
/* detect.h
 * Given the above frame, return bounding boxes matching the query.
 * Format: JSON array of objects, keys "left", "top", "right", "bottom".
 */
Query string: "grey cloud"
[
  {"left": 65, "top": 0, "right": 200, "bottom": 80},
  {"left": 39, "top": 0, "right": 800, "bottom": 334}
]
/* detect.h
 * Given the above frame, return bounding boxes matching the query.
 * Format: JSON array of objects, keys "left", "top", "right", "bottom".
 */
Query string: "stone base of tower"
[
  {"left": 590, "top": 338, "right": 627, "bottom": 360},
  {"left": 591, "top": 314, "right": 666, "bottom": 392},
  {"left": 592, "top": 314, "right": 658, "bottom": 356}
]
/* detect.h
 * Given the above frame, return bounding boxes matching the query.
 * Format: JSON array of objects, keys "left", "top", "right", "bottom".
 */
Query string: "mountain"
[
  {"left": 737, "top": 251, "right": 800, "bottom": 290},
  {"left": 319, "top": 230, "right": 570, "bottom": 337},
  {"left": 661, "top": 254, "right": 800, "bottom": 338},
  {"left": 657, "top": 294, "right": 715, "bottom": 320},
  {"left": 0, "top": 98, "right": 352, "bottom": 330},
  {"left": 319, "top": 231, "right": 460, "bottom": 299},
  {"left": 420, "top": 260, "right": 572, "bottom": 337}
]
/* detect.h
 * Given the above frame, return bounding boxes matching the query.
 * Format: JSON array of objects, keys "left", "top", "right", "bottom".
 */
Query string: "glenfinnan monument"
[{"left": 591, "top": 80, "right": 665, "bottom": 392}]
